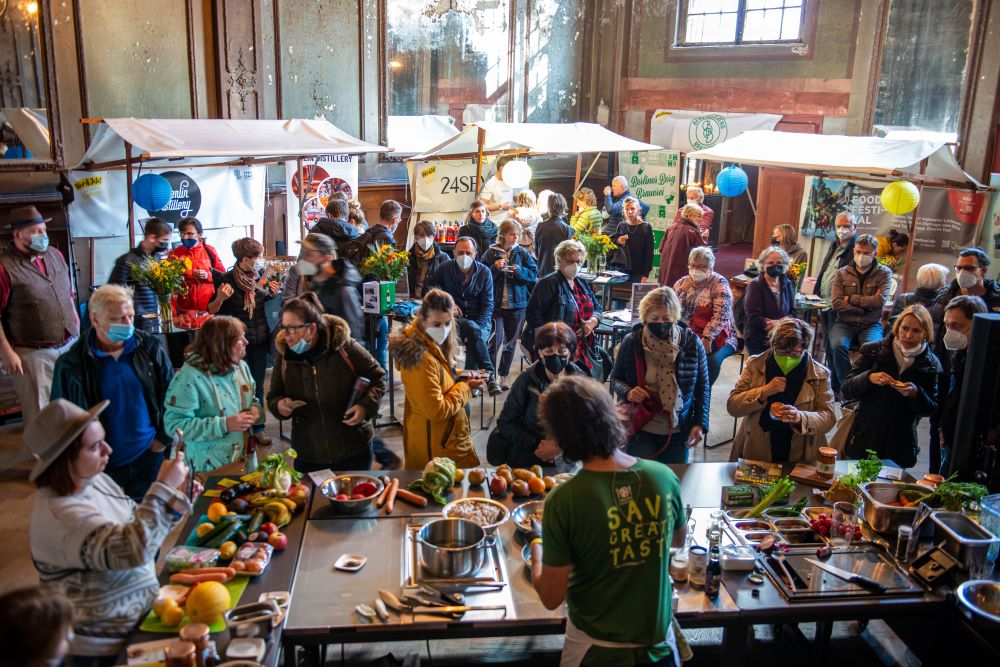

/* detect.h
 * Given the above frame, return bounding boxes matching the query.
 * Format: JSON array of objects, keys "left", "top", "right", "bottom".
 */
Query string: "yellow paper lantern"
[{"left": 880, "top": 180, "right": 920, "bottom": 215}]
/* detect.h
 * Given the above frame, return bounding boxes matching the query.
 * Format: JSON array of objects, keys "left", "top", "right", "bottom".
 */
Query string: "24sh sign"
[{"left": 412, "top": 159, "right": 481, "bottom": 213}]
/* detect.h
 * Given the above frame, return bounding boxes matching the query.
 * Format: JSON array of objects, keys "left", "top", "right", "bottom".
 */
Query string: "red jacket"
[
  {"left": 657, "top": 220, "right": 706, "bottom": 288},
  {"left": 672, "top": 202, "right": 715, "bottom": 230},
  {"left": 169, "top": 243, "right": 225, "bottom": 313}
]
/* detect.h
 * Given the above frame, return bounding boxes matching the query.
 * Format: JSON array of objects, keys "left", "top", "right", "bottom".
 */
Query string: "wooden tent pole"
[
  {"left": 124, "top": 141, "right": 136, "bottom": 249},
  {"left": 475, "top": 126, "right": 486, "bottom": 195},
  {"left": 296, "top": 158, "right": 306, "bottom": 240},
  {"left": 901, "top": 159, "right": 928, "bottom": 292}
]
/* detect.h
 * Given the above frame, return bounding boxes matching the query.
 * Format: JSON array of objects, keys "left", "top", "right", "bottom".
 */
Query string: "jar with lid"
[
  {"left": 179, "top": 623, "right": 210, "bottom": 652},
  {"left": 165, "top": 640, "right": 196, "bottom": 667},
  {"left": 816, "top": 447, "right": 837, "bottom": 479}
]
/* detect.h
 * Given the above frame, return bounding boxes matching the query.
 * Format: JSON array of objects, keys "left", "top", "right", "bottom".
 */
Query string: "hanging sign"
[
  {"left": 284, "top": 155, "right": 360, "bottom": 246},
  {"left": 617, "top": 150, "right": 681, "bottom": 232},
  {"left": 410, "top": 158, "right": 482, "bottom": 214},
  {"left": 68, "top": 165, "right": 265, "bottom": 238},
  {"left": 650, "top": 109, "right": 781, "bottom": 153}
]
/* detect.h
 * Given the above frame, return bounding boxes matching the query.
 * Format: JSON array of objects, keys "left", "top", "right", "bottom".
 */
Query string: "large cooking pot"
[{"left": 417, "top": 518, "right": 486, "bottom": 578}]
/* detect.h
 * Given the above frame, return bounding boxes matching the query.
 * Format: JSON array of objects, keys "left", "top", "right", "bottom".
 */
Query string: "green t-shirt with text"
[{"left": 542, "top": 458, "right": 684, "bottom": 664}]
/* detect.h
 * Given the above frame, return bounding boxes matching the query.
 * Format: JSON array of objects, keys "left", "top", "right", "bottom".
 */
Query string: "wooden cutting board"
[{"left": 790, "top": 463, "right": 836, "bottom": 488}]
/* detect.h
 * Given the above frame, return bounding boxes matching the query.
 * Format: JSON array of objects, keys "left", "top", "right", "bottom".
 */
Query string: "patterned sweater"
[{"left": 30, "top": 474, "right": 190, "bottom": 657}]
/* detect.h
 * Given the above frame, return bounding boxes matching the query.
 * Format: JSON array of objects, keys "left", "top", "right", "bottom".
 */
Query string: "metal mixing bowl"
[
  {"left": 956, "top": 579, "right": 1000, "bottom": 634},
  {"left": 319, "top": 474, "right": 384, "bottom": 514}
]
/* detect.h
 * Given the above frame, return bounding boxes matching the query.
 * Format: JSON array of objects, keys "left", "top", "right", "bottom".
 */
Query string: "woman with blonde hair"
[
  {"left": 657, "top": 203, "right": 707, "bottom": 288},
  {"left": 569, "top": 187, "right": 603, "bottom": 235},
  {"left": 771, "top": 223, "right": 808, "bottom": 266},
  {"left": 728, "top": 317, "right": 835, "bottom": 463},
  {"left": 610, "top": 286, "right": 709, "bottom": 463},
  {"left": 388, "top": 288, "right": 483, "bottom": 468},
  {"left": 842, "top": 304, "right": 941, "bottom": 468}
]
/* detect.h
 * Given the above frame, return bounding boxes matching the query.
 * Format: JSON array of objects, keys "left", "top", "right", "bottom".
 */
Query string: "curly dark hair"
[{"left": 539, "top": 375, "right": 625, "bottom": 462}]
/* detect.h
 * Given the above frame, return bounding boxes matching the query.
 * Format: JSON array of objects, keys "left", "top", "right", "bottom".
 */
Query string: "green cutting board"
[{"left": 138, "top": 575, "right": 251, "bottom": 633}]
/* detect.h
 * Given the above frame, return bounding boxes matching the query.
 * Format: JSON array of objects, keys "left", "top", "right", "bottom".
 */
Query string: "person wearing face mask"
[
  {"left": 458, "top": 199, "right": 499, "bottom": 254},
  {"left": 816, "top": 212, "right": 857, "bottom": 390},
  {"left": 407, "top": 221, "right": 448, "bottom": 299},
  {"left": 482, "top": 220, "right": 538, "bottom": 389},
  {"left": 611, "top": 287, "right": 709, "bottom": 464},
  {"left": 0, "top": 206, "right": 81, "bottom": 426},
  {"left": 937, "top": 295, "right": 988, "bottom": 470},
  {"left": 28, "top": 399, "right": 194, "bottom": 662},
  {"left": 488, "top": 322, "right": 584, "bottom": 467},
  {"left": 268, "top": 293, "right": 386, "bottom": 472},
  {"left": 389, "top": 288, "right": 483, "bottom": 469},
  {"left": 208, "top": 238, "right": 281, "bottom": 445},
  {"left": 522, "top": 240, "right": 603, "bottom": 370},
  {"left": 743, "top": 247, "right": 797, "bottom": 356},
  {"left": 294, "top": 232, "right": 364, "bottom": 341},
  {"left": 727, "top": 317, "right": 835, "bottom": 462},
  {"left": 427, "top": 236, "right": 502, "bottom": 396},
  {"left": 657, "top": 203, "right": 707, "bottom": 288},
  {"left": 841, "top": 305, "right": 941, "bottom": 469},
  {"left": 51, "top": 285, "right": 174, "bottom": 502},
  {"left": 670, "top": 185, "right": 714, "bottom": 233},
  {"left": 673, "top": 247, "right": 736, "bottom": 386},
  {"left": 770, "top": 223, "right": 808, "bottom": 266},
  {"left": 168, "top": 217, "right": 225, "bottom": 316},
  {"left": 830, "top": 234, "right": 893, "bottom": 392},
  {"left": 611, "top": 196, "right": 655, "bottom": 283},
  {"left": 108, "top": 217, "right": 174, "bottom": 332},
  {"left": 311, "top": 198, "right": 360, "bottom": 246}
]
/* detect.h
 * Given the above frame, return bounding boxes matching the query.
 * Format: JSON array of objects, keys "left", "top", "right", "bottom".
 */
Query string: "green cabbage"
[{"left": 408, "top": 457, "right": 457, "bottom": 505}]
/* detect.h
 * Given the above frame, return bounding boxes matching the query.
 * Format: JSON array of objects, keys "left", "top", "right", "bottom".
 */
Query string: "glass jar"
[
  {"left": 165, "top": 640, "right": 196, "bottom": 667},
  {"left": 179, "top": 623, "right": 210, "bottom": 653},
  {"left": 816, "top": 447, "right": 837, "bottom": 479}
]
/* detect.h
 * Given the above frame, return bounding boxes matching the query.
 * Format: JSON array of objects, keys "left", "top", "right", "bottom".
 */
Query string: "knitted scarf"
[{"left": 641, "top": 324, "right": 682, "bottom": 425}]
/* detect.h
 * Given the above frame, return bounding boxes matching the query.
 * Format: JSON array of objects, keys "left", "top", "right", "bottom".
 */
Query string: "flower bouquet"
[
  {"left": 577, "top": 232, "right": 617, "bottom": 271},
  {"left": 361, "top": 244, "right": 409, "bottom": 282},
  {"left": 786, "top": 262, "right": 808, "bottom": 285},
  {"left": 130, "top": 256, "right": 191, "bottom": 332}
]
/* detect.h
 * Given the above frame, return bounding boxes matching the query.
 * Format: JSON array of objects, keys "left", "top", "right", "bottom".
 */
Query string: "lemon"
[
  {"left": 219, "top": 541, "right": 237, "bottom": 560},
  {"left": 195, "top": 522, "right": 215, "bottom": 538}
]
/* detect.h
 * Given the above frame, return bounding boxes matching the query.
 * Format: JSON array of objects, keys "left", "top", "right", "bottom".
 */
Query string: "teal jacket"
[{"left": 164, "top": 354, "right": 255, "bottom": 471}]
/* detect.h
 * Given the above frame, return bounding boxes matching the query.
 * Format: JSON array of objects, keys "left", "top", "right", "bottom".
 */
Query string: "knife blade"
[
  {"left": 411, "top": 604, "right": 508, "bottom": 615},
  {"left": 803, "top": 558, "right": 887, "bottom": 592}
]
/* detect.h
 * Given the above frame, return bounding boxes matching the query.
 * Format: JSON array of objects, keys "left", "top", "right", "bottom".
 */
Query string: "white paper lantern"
[{"left": 502, "top": 160, "right": 532, "bottom": 189}]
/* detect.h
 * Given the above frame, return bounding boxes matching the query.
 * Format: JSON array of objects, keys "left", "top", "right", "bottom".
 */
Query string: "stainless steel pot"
[
  {"left": 859, "top": 482, "right": 925, "bottom": 534},
  {"left": 930, "top": 511, "right": 1000, "bottom": 571},
  {"left": 417, "top": 518, "right": 486, "bottom": 578}
]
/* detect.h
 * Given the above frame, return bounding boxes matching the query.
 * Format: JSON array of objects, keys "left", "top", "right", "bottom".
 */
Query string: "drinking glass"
[{"left": 831, "top": 501, "right": 859, "bottom": 548}]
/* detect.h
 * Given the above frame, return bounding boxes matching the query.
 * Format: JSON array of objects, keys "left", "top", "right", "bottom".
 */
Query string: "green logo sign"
[{"left": 688, "top": 115, "right": 728, "bottom": 150}]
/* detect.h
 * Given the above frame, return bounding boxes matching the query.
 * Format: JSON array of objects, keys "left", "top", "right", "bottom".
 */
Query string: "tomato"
[
  {"left": 351, "top": 493, "right": 366, "bottom": 500},
  {"left": 336, "top": 493, "right": 349, "bottom": 501},
  {"left": 351, "top": 482, "right": 378, "bottom": 498}
]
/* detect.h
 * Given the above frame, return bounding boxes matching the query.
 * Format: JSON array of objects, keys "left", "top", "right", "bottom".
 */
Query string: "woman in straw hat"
[{"left": 27, "top": 398, "right": 196, "bottom": 663}]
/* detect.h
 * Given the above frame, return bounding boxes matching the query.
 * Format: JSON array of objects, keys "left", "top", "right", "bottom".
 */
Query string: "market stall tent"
[{"left": 386, "top": 115, "right": 460, "bottom": 156}]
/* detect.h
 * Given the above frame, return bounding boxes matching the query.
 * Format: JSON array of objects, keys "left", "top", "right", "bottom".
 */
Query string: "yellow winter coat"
[{"left": 389, "top": 321, "right": 480, "bottom": 469}]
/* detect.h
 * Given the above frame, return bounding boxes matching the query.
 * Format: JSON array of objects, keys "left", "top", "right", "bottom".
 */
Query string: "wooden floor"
[{"left": 0, "top": 340, "right": 930, "bottom": 665}]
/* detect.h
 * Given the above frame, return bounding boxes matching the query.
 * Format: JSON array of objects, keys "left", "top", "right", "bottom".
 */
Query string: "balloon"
[
  {"left": 716, "top": 166, "right": 748, "bottom": 197},
  {"left": 880, "top": 180, "right": 920, "bottom": 215},
  {"left": 132, "top": 173, "right": 173, "bottom": 212},
  {"left": 502, "top": 160, "right": 532, "bottom": 189}
]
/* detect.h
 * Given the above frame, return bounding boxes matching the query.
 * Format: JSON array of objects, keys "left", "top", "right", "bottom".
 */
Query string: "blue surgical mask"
[
  {"left": 290, "top": 337, "right": 310, "bottom": 354},
  {"left": 106, "top": 323, "right": 134, "bottom": 342},
  {"left": 30, "top": 234, "right": 49, "bottom": 253},
  {"left": 181, "top": 238, "right": 198, "bottom": 249}
]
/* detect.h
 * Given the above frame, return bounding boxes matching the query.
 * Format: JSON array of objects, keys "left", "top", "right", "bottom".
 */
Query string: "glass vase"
[{"left": 157, "top": 294, "right": 175, "bottom": 333}]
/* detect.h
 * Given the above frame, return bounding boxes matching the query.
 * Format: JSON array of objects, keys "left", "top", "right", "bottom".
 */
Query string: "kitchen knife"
[
  {"left": 410, "top": 604, "right": 508, "bottom": 615},
  {"left": 803, "top": 558, "right": 888, "bottom": 592}
]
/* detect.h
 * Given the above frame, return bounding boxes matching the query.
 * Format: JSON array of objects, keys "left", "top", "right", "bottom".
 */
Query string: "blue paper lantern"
[
  {"left": 716, "top": 165, "right": 748, "bottom": 197},
  {"left": 133, "top": 173, "right": 173, "bottom": 211}
]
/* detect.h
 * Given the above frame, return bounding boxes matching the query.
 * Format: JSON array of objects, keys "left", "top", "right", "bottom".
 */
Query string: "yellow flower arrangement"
[
  {"left": 361, "top": 243, "right": 409, "bottom": 282},
  {"left": 577, "top": 232, "right": 618, "bottom": 259},
  {"left": 786, "top": 262, "right": 808, "bottom": 283},
  {"left": 129, "top": 256, "right": 191, "bottom": 298}
]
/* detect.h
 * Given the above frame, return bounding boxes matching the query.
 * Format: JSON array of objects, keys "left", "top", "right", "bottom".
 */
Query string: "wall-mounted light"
[
  {"left": 389, "top": 59, "right": 403, "bottom": 70},
  {"left": 596, "top": 99, "right": 609, "bottom": 127},
  {"left": 26, "top": 1, "right": 38, "bottom": 15}
]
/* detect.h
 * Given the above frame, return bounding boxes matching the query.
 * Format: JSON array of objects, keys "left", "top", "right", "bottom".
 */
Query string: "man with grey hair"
[
  {"left": 602, "top": 175, "right": 650, "bottom": 234},
  {"left": 815, "top": 211, "right": 858, "bottom": 392}
]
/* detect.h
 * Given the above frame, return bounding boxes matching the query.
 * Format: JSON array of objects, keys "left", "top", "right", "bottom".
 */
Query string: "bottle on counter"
[{"left": 705, "top": 545, "right": 721, "bottom": 600}]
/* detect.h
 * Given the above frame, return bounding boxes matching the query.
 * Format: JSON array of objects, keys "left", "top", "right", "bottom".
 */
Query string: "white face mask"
[
  {"left": 943, "top": 328, "right": 968, "bottom": 351},
  {"left": 895, "top": 337, "right": 925, "bottom": 357},
  {"left": 835, "top": 227, "right": 854, "bottom": 241},
  {"left": 854, "top": 253, "right": 873, "bottom": 269},
  {"left": 560, "top": 263, "right": 580, "bottom": 280},
  {"left": 957, "top": 269, "right": 980, "bottom": 290},
  {"left": 297, "top": 259, "right": 319, "bottom": 276},
  {"left": 425, "top": 323, "right": 451, "bottom": 345},
  {"left": 455, "top": 255, "right": 475, "bottom": 270},
  {"left": 253, "top": 259, "right": 266, "bottom": 273},
  {"left": 417, "top": 237, "right": 434, "bottom": 251},
  {"left": 689, "top": 269, "right": 709, "bottom": 282}
]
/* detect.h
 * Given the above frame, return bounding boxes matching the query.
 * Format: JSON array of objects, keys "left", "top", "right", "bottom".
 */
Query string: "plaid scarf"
[
  {"left": 233, "top": 265, "right": 258, "bottom": 319},
  {"left": 571, "top": 279, "right": 595, "bottom": 369}
]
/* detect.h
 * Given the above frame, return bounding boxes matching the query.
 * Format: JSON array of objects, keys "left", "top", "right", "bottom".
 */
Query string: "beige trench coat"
[{"left": 727, "top": 353, "right": 836, "bottom": 463}]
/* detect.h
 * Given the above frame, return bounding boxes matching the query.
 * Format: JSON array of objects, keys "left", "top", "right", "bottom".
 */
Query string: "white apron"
[{"left": 560, "top": 616, "right": 681, "bottom": 667}]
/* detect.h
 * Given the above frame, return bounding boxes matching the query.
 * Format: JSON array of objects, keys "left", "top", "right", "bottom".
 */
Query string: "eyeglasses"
[{"left": 278, "top": 324, "right": 310, "bottom": 333}]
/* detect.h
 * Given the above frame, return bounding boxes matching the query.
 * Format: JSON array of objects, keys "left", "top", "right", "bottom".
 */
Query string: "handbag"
[
  {"left": 827, "top": 399, "right": 859, "bottom": 455},
  {"left": 619, "top": 349, "right": 664, "bottom": 439},
  {"left": 584, "top": 343, "right": 613, "bottom": 382}
]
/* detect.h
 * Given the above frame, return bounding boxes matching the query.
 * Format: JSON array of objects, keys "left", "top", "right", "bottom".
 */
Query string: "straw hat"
[{"left": 24, "top": 399, "right": 109, "bottom": 482}]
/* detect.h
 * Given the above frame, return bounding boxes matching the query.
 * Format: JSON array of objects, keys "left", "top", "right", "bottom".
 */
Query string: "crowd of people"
[{"left": 3, "top": 174, "right": 998, "bottom": 664}]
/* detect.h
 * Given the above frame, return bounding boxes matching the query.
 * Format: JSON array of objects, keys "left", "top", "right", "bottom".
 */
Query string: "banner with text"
[
  {"left": 982, "top": 174, "right": 1000, "bottom": 260},
  {"left": 618, "top": 150, "right": 681, "bottom": 232},
  {"left": 650, "top": 109, "right": 781, "bottom": 153},
  {"left": 410, "top": 158, "right": 484, "bottom": 214},
  {"left": 284, "top": 155, "right": 359, "bottom": 246},
  {"left": 68, "top": 166, "right": 265, "bottom": 238},
  {"left": 800, "top": 176, "right": 987, "bottom": 275}
]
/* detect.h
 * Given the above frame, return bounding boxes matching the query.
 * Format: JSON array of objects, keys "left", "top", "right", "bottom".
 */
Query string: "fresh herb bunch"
[
  {"left": 916, "top": 476, "right": 988, "bottom": 511},
  {"left": 838, "top": 450, "right": 883, "bottom": 490}
]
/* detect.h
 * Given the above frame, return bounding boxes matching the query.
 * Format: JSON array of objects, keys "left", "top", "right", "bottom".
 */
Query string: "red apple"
[
  {"left": 268, "top": 531, "right": 288, "bottom": 550},
  {"left": 259, "top": 521, "right": 278, "bottom": 536}
]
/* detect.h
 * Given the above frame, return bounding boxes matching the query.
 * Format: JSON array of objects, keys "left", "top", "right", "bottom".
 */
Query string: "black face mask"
[
  {"left": 770, "top": 236, "right": 780, "bottom": 245},
  {"left": 647, "top": 322, "right": 673, "bottom": 340},
  {"left": 155, "top": 242, "right": 170, "bottom": 253},
  {"left": 542, "top": 353, "right": 570, "bottom": 375},
  {"left": 766, "top": 265, "right": 785, "bottom": 278}
]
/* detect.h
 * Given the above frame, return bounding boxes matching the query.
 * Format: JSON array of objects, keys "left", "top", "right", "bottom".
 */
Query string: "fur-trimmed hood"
[
  {"left": 389, "top": 320, "right": 458, "bottom": 370},
  {"left": 275, "top": 313, "right": 351, "bottom": 356}
]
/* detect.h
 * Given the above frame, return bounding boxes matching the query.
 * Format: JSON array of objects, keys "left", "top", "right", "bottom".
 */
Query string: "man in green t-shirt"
[{"left": 530, "top": 375, "right": 687, "bottom": 666}]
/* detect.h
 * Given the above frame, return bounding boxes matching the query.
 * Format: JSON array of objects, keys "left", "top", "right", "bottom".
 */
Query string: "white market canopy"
[
  {"left": 687, "top": 130, "right": 982, "bottom": 189},
  {"left": 412, "top": 121, "right": 661, "bottom": 160},
  {"left": 75, "top": 117, "right": 387, "bottom": 170},
  {"left": 387, "top": 115, "right": 460, "bottom": 155}
]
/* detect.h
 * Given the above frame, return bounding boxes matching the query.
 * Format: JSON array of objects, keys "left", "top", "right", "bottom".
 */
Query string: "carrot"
[
  {"left": 375, "top": 476, "right": 393, "bottom": 508},
  {"left": 384, "top": 479, "right": 400, "bottom": 514},
  {"left": 395, "top": 487, "right": 429, "bottom": 507},
  {"left": 169, "top": 571, "right": 231, "bottom": 585},
  {"left": 179, "top": 567, "right": 235, "bottom": 577}
]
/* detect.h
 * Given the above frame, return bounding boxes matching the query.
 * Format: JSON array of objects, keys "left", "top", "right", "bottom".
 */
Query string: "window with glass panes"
[{"left": 680, "top": 0, "right": 805, "bottom": 45}]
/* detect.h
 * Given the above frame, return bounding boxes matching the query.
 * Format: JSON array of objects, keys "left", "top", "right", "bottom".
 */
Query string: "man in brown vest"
[{"left": 0, "top": 206, "right": 79, "bottom": 424}]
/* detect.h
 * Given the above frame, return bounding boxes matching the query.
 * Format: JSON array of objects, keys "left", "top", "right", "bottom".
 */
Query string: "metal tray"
[{"left": 760, "top": 545, "right": 925, "bottom": 601}]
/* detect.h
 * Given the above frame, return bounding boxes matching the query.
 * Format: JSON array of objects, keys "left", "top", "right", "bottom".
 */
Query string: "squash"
[{"left": 185, "top": 581, "right": 231, "bottom": 624}]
